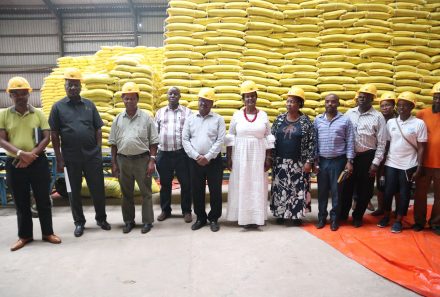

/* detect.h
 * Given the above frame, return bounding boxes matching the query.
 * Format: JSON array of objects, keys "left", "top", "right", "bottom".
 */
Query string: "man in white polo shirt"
[{"left": 377, "top": 91, "right": 427, "bottom": 233}]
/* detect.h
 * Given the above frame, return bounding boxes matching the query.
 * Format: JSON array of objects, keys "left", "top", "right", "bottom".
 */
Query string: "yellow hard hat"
[
  {"left": 198, "top": 87, "right": 215, "bottom": 101},
  {"left": 397, "top": 91, "right": 417, "bottom": 106},
  {"left": 358, "top": 84, "right": 377, "bottom": 97},
  {"left": 121, "top": 82, "right": 140, "bottom": 95},
  {"left": 240, "top": 80, "right": 258, "bottom": 95},
  {"left": 379, "top": 91, "right": 397, "bottom": 103},
  {"left": 64, "top": 67, "right": 82, "bottom": 80},
  {"left": 6, "top": 76, "right": 32, "bottom": 93},
  {"left": 431, "top": 81, "right": 440, "bottom": 95},
  {"left": 287, "top": 86, "right": 305, "bottom": 100}
]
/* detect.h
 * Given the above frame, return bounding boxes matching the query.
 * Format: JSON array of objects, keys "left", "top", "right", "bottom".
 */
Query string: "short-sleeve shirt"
[
  {"left": 0, "top": 105, "right": 49, "bottom": 157},
  {"left": 274, "top": 118, "right": 302, "bottom": 160},
  {"left": 49, "top": 96, "right": 103, "bottom": 161},
  {"left": 108, "top": 109, "right": 159, "bottom": 156},
  {"left": 417, "top": 108, "right": 440, "bottom": 169},
  {"left": 385, "top": 116, "right": 427, "bottom": 170}
]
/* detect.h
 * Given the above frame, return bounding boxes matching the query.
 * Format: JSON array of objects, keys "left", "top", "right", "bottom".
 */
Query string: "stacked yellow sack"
[
  {"left": 243, "top": 0, "right": 285, "bottom": 122},
  {"left": 81, "top": 73, "right": 115, "bottom": 148},
  {"left": 389, "top": 1, "right": 440, "bottom": 112},
  {"left": 81, "top": 177, "right": 160, "bottom": 198},
  {"left": 162, "top": 0, "right": 209, "bottom": 109},
  {"left": 40, "top": 69, "right": 66, "bottom": 118}
]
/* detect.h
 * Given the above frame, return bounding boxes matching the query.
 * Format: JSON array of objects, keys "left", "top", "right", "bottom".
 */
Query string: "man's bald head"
[
  {"left": 167, "top": 86, "right": 181, "bottom": 109},
  {"left": 324, "top": 93, "right": 340, "bottom": 115}
]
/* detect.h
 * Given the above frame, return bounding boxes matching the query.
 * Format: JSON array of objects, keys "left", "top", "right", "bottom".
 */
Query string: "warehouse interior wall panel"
[
  {"left": 64, "top": 40, "right": 135, "bottom": 54},
  {"left": 0, "top": 54, "right": 59, "bottom": 67},
  {"left": 0, "top": 19, "right": 57, "bottom": 35},
  {"left": 63, "top": 16, "right": 133, "bottom": 33},
  {"left": 0, "top": 36, "right": 59, "bottom": 54},
  {"left": 138, "top": 34, "right": 163, "bottom": 47},
  {"left": 0, "top": 1, "right": 168, "bottom": 99}
]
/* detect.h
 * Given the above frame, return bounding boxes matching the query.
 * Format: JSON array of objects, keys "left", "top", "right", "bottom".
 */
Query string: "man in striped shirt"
[
  {"left": 314, "top": 94, "right": 355, "bottom": 231},
  {"left": 155, "top": 87, "right": 193, "bottom": 223},
  {"left": 341, "top": 84, "right": 387, "bottom": 227}
]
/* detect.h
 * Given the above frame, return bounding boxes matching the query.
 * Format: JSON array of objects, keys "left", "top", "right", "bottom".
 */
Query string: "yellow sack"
[{"left": 215, "top": 100, "right": 243, "bottom": 108}]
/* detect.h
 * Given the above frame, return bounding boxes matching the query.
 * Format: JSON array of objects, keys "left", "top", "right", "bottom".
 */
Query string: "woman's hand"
[
  {"left": 264, "top": 158, "right": 272, "bottom": 172},
  {"left": 227, "top": 157, "right": 233, "bottom": 171},
  {"left": 303, "top": 162, "right": 312, "bottom": 173}
]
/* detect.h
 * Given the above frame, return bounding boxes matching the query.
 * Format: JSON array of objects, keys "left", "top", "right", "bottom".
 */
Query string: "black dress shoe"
[
  {"left": 74, "top": 225, "right": 84, "bottom": 237},
  {"left": 123, "top": 222, "right": 135, "bottom": 234},
  {"left": 330, "top": 221, "right": 339, "bottom": 231},
  {"left": 316, "top": 219, "right": 326, "bottom": 229},
  {"left": 276, "top": 218, "right": 285, "bottom": 225},
  {"left": 210, "top": 221, "right": 220, "bottom": 232},
  {"left": 191, "top": 220, "right": 207, "bottom": 231},
  {"left": 97, "top": 220, "right": 111, "bottom": 231},
  {"left": 353, "top": 219, "right": 363, "bottom": 228},
  {"left": 141, "top": 223, "right": 153, "bottom": 234}
]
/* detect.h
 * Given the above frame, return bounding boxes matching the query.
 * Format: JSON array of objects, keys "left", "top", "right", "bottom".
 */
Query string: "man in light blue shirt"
[
  {"left": 314, "top": 94, "right": 355, "bottom": 231},
  {"left": 182, "top": 88, "right": 226, "bottom": 232}
]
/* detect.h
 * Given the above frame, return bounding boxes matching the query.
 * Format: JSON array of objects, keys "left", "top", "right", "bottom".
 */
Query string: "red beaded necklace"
[{"left": 244, "top": 108, "right": 258, "bottom": 123}]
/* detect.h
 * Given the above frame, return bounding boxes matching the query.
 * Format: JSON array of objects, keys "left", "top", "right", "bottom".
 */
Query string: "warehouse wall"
[{"left": 0, "top": 7, "right": 166, "bottom": 108}]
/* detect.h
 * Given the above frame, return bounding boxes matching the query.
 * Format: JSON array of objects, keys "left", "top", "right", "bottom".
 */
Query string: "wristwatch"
[
  {"left": 347, "top": 159, "right": 354, "bottom": 164},
  {"left": 150, "top": 155, "right": 157, "bottom": 161}
]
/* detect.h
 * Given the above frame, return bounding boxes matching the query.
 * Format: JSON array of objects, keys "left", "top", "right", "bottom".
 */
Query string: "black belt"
[
  {"left": 117, "top": 152, "right": 149, "bottom": 159},
  {"left": 356, "top": 149, "right": 375, "bottom": 156},
  {"left": 320, "top": 154, "right": 346, "bottom": 160}
]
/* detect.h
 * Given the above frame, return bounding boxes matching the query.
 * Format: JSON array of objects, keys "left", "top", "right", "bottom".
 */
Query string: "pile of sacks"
[
  {"left": 163, "top": 0, "right": 440, "bottom": 122},
  {"left": 40, "top": 46, "right": 163, "bottom": 148}
]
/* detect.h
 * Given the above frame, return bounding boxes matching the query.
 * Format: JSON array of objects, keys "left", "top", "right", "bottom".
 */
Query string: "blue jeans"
[
  {"left": 384, "top": 165, "right": 416, "bottom": 217},
  {"left": 317, "top": 156, "right": 347, "bottom": 222}
]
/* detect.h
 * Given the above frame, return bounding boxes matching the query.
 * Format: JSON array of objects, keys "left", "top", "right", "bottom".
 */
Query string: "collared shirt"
[
  {"left": 417, "top": 107, "right": 440, "bottom": 168},
  {"left": 314, "top": 111, "right": 355, "bottom": 159},
  {"left": 385, "top": 116, "right": 427, "bottom": 170},
  {"left": 345, "top": 106, "right": 387, "bottom": 165},
  {"left": 155, "top": 104, "right": 193, "bottom": 151},
  {"left": 49, "top": 96, "right": 103, "bottom": 161},
  {"left": 0, "top": 105, "right": 49, "bottom": 157},
  {"left": 182, "top": 111, "right": 226, "bottom": 161},
  {"left": 108, "top": 108, "right": 159, "bottom": 156}
]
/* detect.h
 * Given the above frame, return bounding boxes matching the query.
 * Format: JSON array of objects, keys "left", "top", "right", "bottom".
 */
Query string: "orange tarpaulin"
[{"left": 303, "top": 206, "right": 440, "bottom": 296}]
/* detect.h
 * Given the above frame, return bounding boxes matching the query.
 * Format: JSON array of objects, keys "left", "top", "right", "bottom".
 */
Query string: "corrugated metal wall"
[{"left": 0, "top": 6, "right": 167, "bottom": 108}]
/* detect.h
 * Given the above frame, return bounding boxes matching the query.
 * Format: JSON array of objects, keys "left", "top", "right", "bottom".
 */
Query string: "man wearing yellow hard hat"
[
  {"left": 377, "top": 91, "right": 427, "bottom": 233},
  {"left": 109, "top": 82, "right": 159, "bottom": 234},
  {"left": 49, "top": 67, "right": 111, "bottom": 237},
  {"left": 413, "top": 82, "right": 440, "bottom": 235},
  {"left": 371, "top": 92, "right": 400, "bottom": 217},
  {"left": 182, "top": 88, "right": 225, "bottom": 232},
  {"left": 154, "top": 86, "right": 193, "bottom": 223},
  {"left": 341, "top": 84, "right": 387, "bottom": 227},
  {"left": 0, "top": 77, "right": 61, "bottom": 251}
]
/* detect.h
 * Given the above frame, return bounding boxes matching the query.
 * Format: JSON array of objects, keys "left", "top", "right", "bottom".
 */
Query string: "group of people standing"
[{"left": 2, "top": 68, "right": 439, "bottom": 252}]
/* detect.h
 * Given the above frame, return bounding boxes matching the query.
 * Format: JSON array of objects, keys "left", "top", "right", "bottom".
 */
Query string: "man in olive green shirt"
[
  {"left": 0, "top": 76, "right": 61, "bottom": 251},
  {"left": 109, "top": 82, "right": 159, "bottom": 234}
]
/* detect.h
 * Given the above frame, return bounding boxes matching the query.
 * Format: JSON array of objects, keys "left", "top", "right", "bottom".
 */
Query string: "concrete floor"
[{"left": 0, "top": 200, "right": 418, "bottom": 297}]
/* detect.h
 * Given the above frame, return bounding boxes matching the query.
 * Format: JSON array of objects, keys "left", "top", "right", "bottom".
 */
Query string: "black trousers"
[
  {"left": 340, "top": 150, "right": 376, "bottom": 221},
  {"left": 156, "top": 149, "right": 191, "bottom": 214},
  {"left": 6, "top": 155, "right": 53, "bottom": 238},
  {"left": 65, "top": 158, "right": 107, "bottom": 226},
  {"left": 189, "top": 154, "right": 223, "bottom": 222}
]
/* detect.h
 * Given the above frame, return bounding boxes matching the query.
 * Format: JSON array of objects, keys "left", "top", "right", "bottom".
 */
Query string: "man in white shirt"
[
  {"left": 182, "top": 88, "right": 226, "bottom": 232},
  {"left": 341, "top": 84, "right": 387, "bottom": 227},
  {"left": 377, "top": 91, "right": 427, "bottom": 233}
]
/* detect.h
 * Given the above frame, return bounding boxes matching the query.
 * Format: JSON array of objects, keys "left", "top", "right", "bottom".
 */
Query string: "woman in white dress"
[{"left": 225, "top": 81, "right": 275, "bottom": 228}]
